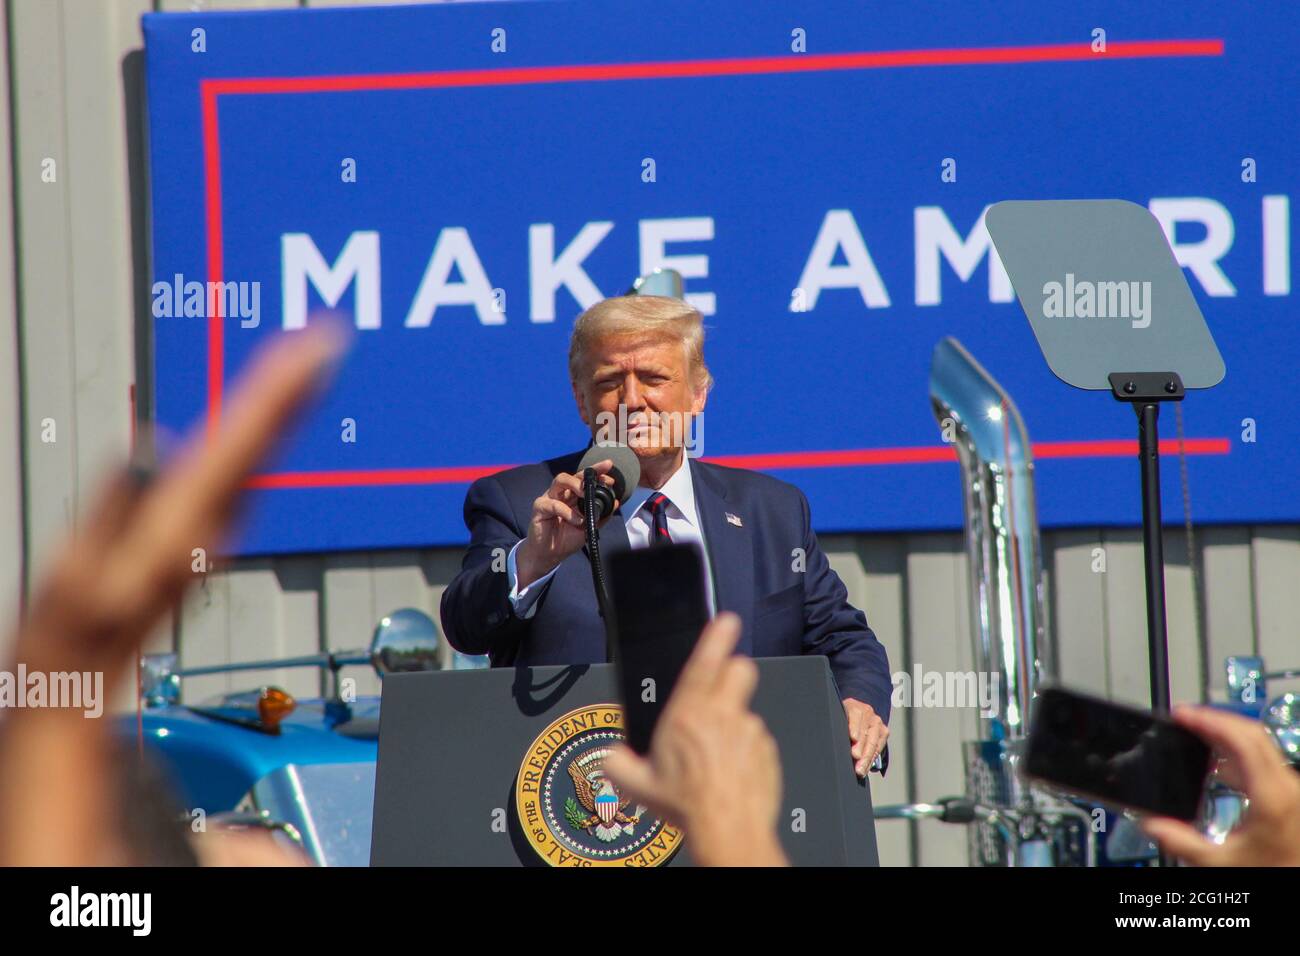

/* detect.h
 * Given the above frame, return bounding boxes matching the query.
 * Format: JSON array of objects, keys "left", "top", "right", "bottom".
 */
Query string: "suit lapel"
[
  {"left": 691, "top": 459, "right": 755, "bottom": 652},
  {"left": 597, "top": 509, "right": 632, "bottom": 563}
]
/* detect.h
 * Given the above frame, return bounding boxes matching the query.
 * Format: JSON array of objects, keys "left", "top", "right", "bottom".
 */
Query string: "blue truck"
[{"left": 115, "top": 608, "right": 464, "bottom": 866}]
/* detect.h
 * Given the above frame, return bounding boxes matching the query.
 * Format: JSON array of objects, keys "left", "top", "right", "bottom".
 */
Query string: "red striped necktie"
[{"left": 647, "top": 492, "right": 673, "bottom": 546}]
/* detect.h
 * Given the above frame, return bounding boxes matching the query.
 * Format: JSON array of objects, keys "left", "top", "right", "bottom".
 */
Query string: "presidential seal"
[{"left": 515, "top": 703, "right": 684, "bottom": 867}]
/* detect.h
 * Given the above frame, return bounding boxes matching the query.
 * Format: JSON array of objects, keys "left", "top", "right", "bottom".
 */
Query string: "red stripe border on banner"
[{"left": 195, "top": 38, "right": 1228, "bottom": 488}]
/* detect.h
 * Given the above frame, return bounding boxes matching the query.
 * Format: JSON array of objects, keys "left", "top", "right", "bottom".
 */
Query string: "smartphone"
[
  {"left": 1024, "top": 686, "right": 1214, "bottom": 822},
  {"left": 607, "top": 543, "right": 711, "bottom": 754}
]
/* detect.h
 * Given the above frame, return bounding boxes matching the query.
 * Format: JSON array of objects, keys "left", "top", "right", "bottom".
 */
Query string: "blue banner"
[{"left": 144, "top": 0, "right": 1298, "bottom": 555}]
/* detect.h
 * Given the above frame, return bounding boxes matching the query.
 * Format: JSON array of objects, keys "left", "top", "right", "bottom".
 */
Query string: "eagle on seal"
[{"left": 567, "top": 747, "right": 646, "bottom": 842}]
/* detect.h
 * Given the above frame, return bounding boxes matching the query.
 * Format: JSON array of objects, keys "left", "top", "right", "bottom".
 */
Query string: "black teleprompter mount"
[
  {"left": 1107, "top": 371, "right": 1186, "bottom": 717},
  {"left": 1110, "top": 371, "right": 1187, "bottom": 871}
]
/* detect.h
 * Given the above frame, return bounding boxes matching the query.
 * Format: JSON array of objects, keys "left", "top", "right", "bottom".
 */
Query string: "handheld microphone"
[{"left": 576, "top": 443, "right": 641, "bottom": 520}]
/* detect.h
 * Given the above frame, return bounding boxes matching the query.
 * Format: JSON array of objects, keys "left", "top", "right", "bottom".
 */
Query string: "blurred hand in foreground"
[
  {"left": 1142, "top": 704, "right": 1300, "bottom": 866},
  {"left": 604, "top": 612, "right": 788, "bottom": 867},
  {"left": 0, "top": 321, "right": 347, "bottom": 866}
]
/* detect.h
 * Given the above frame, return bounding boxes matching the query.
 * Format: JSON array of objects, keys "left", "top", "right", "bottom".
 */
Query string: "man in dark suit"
[{"left": 440, "top": 293, "right": 892, "bottom": 776}]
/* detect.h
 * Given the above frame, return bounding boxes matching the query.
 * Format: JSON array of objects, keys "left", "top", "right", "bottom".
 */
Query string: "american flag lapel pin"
[{"left": 725, "top": 512, "right": 743, "bottom": 527}]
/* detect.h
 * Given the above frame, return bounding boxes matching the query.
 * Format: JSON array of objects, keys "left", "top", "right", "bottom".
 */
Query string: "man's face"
[{"left": 573, "top": 334, "right": 707, "bottom": 467}]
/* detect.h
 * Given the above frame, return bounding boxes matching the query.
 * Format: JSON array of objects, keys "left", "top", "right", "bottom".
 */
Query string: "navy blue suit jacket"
[{"left": 440, "top": 450, "right": 893, "bottom": 734}]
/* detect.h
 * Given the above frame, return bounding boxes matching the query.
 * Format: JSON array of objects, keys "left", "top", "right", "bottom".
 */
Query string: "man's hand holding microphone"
[{"left": 515, "top": 445, "right": 640, "bottom": 588}]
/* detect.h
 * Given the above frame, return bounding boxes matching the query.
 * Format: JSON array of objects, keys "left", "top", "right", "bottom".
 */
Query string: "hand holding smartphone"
[
  {"left": 606, "top": 543, "right": 712, "bottom": 754},
  {"left": 1024, "top": 686, "right": 1214, "bottom": 822}
]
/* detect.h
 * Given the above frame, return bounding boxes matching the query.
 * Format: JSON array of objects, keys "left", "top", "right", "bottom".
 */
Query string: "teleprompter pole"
[
  {"left": 1136, "top": 401, "right": 1171, "bottom": 715},
  {"left": 1110, "top": 372, "right": 1186, "bottom": 870},
  {"left": 1109, "top": 372, "right": 1185, "bottom": 716}
]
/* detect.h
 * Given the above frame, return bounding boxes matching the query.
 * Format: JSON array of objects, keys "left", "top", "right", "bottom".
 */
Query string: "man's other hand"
[{"left": 843, "top": 697, "right": 888, "bottom": 778}]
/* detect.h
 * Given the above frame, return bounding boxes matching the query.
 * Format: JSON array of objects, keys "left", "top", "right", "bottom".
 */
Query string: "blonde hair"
[{"left": 568, "top": 295, "right": 713, "bottom": 391}]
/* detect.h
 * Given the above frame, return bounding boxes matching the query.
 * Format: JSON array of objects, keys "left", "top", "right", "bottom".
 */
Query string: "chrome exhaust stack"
[
  {"left": 926, "top": 337, "right": 1066, "bottom": 865},
  {"left": 875, "top": 338, "right": 1141, "bottom": 864},
  {"left": 929, "top": 336, "right": 1048, "bottom": 742}
]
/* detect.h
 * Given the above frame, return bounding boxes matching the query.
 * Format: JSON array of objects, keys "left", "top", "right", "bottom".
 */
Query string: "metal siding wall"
[
  {"left": 0, "top": 5, "right": 24, "bottom": 633},
  {"left": 1045, "top": 531, "right": 1109, "bottom": 697},
  {"left": 823, "top": 533, "right": 911, "bottom": 867},
  {"left": 6, "top": 0, "right": 155, "bottom": 710},
  {"left": 10, "top": 0, "right": 80, "bottom": 591},
  {"left": 9, "top": 0, "right": 147, "bottom": 573},
  {"left": 0, "top": 0, "right": 1295, "bottom": 867},
  {"left": 1201, "top": 527, "right": 1255, "bottom": 696},
  {"left": 1252, "top": 529, "right": 1300, "bottom": 667},
  {"left": 904, "top": 534, "right": 976, "bottom": 866}
]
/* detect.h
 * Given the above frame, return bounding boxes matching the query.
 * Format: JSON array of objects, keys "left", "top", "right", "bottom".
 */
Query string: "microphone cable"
[
  {"left": 583, "top": 466, "right": 614, "bottom": 636},
  {"left": 1174, "top": 403, "right": 1210, "bottom": 705}
]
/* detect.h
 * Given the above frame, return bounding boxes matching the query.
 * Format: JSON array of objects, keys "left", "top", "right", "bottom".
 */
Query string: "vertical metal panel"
[
  {"left": 8, "top": 0, "right": 151, "bottom": 712},
  {"left": 227, "top": 559, "right": 318, "bottom": 698},
  {"left": 1161, "top": 530, "right": 1205, "bottom": 706},
  {"left": 1099, "top": 531, "right": 1152, "bottom": 707},
  {"left": 9, "top": 0, "right": 79, "bottom": 582},
  {"left": 177, "top": 569, "right": 232, "bottom": 702},
  {"left": 10, "top": 0, "right": 150, "bottom": 563},
  {"left": 0, "top": 5, "right": 25, "bottom": 631},
  {"left": 1044, "top": 530, "right": 1109, "bottom": 695},
  {"left": 1251, "top": 528, "right": 1300, "bottom": 675},
  {"left": 59, "top": 0, "right": 147, "bottom": 490},
  {"left": 1200, "top": 526, "right": 1256, "bottom": 695},
  {"left": 904, "top": 533, "right": 974, "bottom": 866},
  {"left": 320, "top": 553, "right": 379, "bottom": 694},
  {"left": 420, "top": 546, "right": 469, "bottom": 668},
  {"left": 370, "top": 550, "right": 434, "bottom": 626},
  {"left": 825, "top": 534, "right": 913, "bottom": 866},
  {"left": 273, "top": 555, "right": 325, "bottom": 694},
  {"left": 1095, "top": 528, "right": 1206, "bottom": 710}
]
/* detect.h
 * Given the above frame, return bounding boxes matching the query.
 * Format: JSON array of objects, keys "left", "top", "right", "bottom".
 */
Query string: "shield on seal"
[{"left": 596, "top": 791, "right": 619, "bottom": 825}]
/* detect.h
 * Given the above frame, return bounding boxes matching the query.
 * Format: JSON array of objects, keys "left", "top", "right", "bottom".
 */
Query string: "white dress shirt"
[{"left": 507, "top": 455, "right": 716, "bottom": 618}]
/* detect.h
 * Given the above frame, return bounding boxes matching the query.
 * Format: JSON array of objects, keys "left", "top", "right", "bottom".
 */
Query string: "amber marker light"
[{"left": 257, "top": 687, "right": 296, "bottom": 732}]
